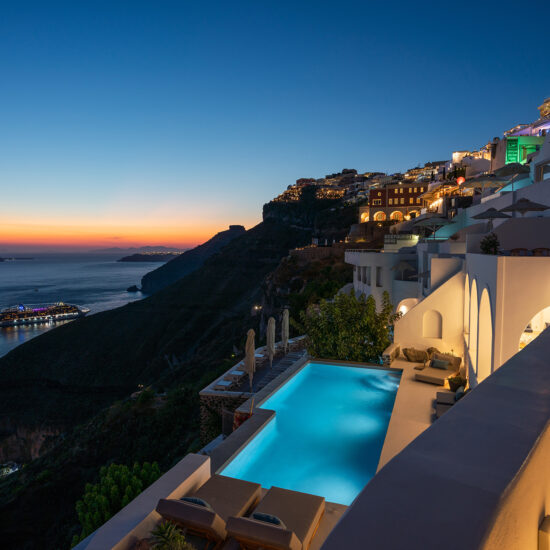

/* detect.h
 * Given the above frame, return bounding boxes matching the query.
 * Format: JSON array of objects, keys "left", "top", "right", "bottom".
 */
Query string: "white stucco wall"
[
  {"left": 346, "top": 250, "right": 418, "bottom": 309},
  {"left": 393, "top": 270, "right": 464, "bottom": 356}
]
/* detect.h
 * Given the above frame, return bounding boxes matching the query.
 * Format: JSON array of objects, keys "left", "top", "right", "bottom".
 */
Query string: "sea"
[{"left": 0, "top": 254, "right": 160, "bottom": 358}]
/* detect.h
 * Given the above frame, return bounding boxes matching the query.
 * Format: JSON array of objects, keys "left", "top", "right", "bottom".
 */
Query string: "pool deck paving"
[{"left": 377, "top": 357, "right": 437, "bottom": 471}]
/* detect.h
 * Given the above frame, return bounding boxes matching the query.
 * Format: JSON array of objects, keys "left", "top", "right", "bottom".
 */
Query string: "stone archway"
[
  {"left": 396, "top": 297, "right": 419, "bottom": 316},
  {"left": 477, "top": 288, "right": 492, "bottom": 382},
  {"left": 469, "top": 279, "right": 478, "bottom": 374},
  {"left": 518, "top": 305, "right": 550, "bottom": 351},
  {"left": 464, "top": 274, "right": 470, "bottom": 345},
  {"left": 373, "top": 211, "right": 386, "bottom": 222}
]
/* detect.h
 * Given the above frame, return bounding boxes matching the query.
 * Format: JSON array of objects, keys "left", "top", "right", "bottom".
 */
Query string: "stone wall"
[{"left": 199, "top": 393, "right": 249, "bottom": 446}]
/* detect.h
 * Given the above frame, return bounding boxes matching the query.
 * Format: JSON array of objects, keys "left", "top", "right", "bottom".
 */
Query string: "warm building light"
[{"left": 457, "top": 176, "right": 465, "bottom": 185}]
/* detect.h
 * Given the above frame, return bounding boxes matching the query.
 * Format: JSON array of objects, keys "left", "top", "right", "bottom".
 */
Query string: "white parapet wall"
[
  {"left": 75, "top": 454, "right": 211, "bottom": 550},
  {"left": 393, "top": 270, "right": 465, "bottom": 356}
]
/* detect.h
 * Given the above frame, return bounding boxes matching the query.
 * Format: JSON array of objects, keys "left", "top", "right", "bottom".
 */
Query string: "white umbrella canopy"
[
  {"left": 244, "top": 329, "right": 256, "bottom": 391},
  {"left": 266, "top": 317, "right": 276, "bottom": 368},
  {"left": 281, "top": 309, "right": 289, "bottom": 354}
]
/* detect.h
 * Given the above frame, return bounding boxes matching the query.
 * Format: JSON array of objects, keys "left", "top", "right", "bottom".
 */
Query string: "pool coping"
[{"left": 209, "top": 357, "right": 404, "bottom": 476}]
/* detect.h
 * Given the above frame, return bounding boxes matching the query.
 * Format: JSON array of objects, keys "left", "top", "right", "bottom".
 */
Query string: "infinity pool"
[{"left": 221, "top": 362, "right": 401, "bottom": 505}]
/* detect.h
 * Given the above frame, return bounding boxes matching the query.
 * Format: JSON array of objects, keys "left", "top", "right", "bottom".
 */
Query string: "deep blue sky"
[{"left": 1, "top": 1, "right": 549, "bottom": 249}]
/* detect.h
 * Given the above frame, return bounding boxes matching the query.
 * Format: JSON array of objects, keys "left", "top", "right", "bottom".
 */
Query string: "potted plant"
[{"left": 448, "top": 375, "right": 467, "bottom": 393}]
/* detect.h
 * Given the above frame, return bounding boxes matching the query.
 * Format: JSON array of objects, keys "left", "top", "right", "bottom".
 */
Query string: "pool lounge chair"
[
  {"left": 415, "top": 353, "right": 461, "bottom": 386},
  {"left": 226, "top": 486, "right": 325, "bottom": 550},
  {"left": 156, "top": 475, "right": 261, "bottom": 546}
]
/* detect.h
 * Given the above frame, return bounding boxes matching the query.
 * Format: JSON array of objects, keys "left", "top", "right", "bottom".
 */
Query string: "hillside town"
[{"left": 68, "top": 96, "right": 550, "bottom": 550}]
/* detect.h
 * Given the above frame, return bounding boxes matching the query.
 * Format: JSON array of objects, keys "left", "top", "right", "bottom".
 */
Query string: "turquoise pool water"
[{"left": 221, "top": 362, "right": 401, "bottom": 505}]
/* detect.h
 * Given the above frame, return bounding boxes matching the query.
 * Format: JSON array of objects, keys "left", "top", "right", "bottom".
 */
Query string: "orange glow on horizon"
[{"left": 0, "top": 219, "right": 255, "bottom": 250}]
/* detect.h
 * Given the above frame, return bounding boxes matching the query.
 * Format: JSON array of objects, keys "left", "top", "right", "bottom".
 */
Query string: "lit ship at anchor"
[{"left": 0, "top": 302, "right": 90, "bottom": 327}]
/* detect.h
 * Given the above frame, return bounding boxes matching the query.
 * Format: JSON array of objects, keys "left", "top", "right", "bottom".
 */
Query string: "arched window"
[
  {"left": 390, "top": 211, "right": 404, "bottom": 221},
  {"left": 373, "top": 211, "right": 386, "bottom": 222},
  {"left": 422, "top": 310, "right": 442, "bottom": 338},
  {"left": 360, "top": 211, "right": 369, "bottom": 223}
]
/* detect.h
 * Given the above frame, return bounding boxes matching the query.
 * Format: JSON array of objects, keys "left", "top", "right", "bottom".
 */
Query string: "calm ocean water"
[{"left": 0, "top": 254, "right": 159, "bottom": 358}]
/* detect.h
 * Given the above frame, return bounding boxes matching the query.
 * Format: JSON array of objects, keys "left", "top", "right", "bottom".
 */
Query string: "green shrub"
[
  {"left": 70, "top": 462, "right": 161, "bottom": 547},
  {"left": 480, "top": 233, "right": 499, "bottom": 255},
  {"left": 300, "top": 290, "right": 399, "bottom": 362},
  {"left": 150, "top": 521, "right": 195, "bottom": 549}
]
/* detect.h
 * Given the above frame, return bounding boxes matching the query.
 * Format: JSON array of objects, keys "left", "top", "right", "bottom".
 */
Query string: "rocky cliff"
[
  {"left": 0, "top": 192, "right": 357, "bottom": 550},
  {"left": 140, "top": 225, "right": 246, "bottom": 293}
]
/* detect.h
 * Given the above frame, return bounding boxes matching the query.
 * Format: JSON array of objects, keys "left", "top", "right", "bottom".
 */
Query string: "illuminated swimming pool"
[{"left": 221, "top": 362, "right": 401, "bottom": 505}]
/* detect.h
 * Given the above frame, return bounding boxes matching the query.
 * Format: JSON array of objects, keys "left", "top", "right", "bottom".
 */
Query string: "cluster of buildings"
[
  {"left": 74, "top": 97, "right": 550, "bottom": 550},
  {"left": 347, "top": 96, "right": 550, "bottom": 389}
]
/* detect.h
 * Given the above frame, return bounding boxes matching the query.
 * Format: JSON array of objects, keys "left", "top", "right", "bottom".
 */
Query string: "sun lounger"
[
  {"left": 226, "top": 486, "right": 325, "bottom": 550},
  {"left": 415, "top": 353, "right": 461, "bottom": 386},
  {"left": 214, "top": 380, "right": 234, "bottom": 391},
  {"left": 156, "top": 475, "right": 261, "bottom": 545}
]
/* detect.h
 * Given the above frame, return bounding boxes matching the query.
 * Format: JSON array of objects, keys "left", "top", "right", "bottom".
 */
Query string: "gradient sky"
[{"left": 1, "top": 1, "right": 549, "bottom": 251}]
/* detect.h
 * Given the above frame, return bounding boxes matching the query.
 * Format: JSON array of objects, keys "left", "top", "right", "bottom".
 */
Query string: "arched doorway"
[
  {"left": 408, "top": 210, "right": 420, "bottom": 219},
  {"left": 519, "top": 305, "right": 550, "bottom": 350},
  {"left": 396, "top": 298, "right": 419, "bottom": 316},
  {"left": 360, "top": 211, "right": 369, "bottom": 223},
  {"left": 373, "top": 211, "right": 386, "bottom": 222},
  {"left": 464, "top": 274, "right": 470, "bottom": 345},
  {"left": 390, "top": 211, "right": 404, "bottom": 222},
  {"left": 477, "top": 288, "right": 492, "bottom": 382},
  {"left": 469, "top": 280, "right": 478, "bottom": 374}
]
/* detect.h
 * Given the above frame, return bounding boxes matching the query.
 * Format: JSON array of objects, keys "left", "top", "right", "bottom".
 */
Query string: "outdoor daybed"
[
  {"left": 226, "top": 486, "right": 325, "bottom": 550},
  {"left": 414, "top": 353, "right": 461, "bottom": 386},
  {"left": 156, "top": 474, "right": 261, "bottom": 544}
]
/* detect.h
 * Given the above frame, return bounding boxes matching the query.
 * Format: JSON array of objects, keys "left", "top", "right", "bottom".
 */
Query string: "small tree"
[
  {"left": 71, "top": 462, "right": 161, "bottom": 547},
  {"left": 480, "top": 232, "right": 499, "bottom": 255},
  {"left": 300, "top": 290, "right": 399, "bottom": 363}
]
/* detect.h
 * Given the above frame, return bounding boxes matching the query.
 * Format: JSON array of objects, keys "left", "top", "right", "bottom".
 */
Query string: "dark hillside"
[
  {"left": 140, "top": 224, "right": 246, "bottom": 293},
  {"left": 0, "top": 219, "right": 311, "bottom": 462}
]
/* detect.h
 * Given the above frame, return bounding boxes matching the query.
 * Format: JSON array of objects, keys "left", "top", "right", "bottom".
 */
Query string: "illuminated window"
[
  {"left": 417, "top": 197, "right": 421, "bottom": 203},
  {"left": 409, "top": 198, "right": 413, "bottom": 204},
  {"left": 420, "top": 187, "right": 424, "bottom": 192},
  {"left": 378, "top": 192, "right": 382, "bottom": 196},
  {"left": 389, "top": 198, "right": 393, "bottom": 205},
  {"left": 414, "top": 187, "right": 417, "bottom": 192},
  {"left": 400, "top": 198, "right": 404, "bottom": 205},
  {"left": 400, "top": 188, "right": 403, "bottom": 194},
  {"left": 372, "top": 199, "right": 381, "bottom": 205}
]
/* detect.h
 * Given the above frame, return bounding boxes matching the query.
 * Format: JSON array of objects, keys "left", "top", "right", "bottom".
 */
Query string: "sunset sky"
[{"left": 1, "top": 1, "right": 549, "bottom": 251}]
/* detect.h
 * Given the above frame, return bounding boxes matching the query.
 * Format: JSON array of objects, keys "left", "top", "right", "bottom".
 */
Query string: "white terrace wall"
[{"left": 393, "top": 270, "right": 464, "bottom": 356}]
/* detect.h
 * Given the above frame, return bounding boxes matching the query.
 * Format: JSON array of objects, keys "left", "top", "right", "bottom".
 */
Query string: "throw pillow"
[
  {"left": 252, "top": 513, "right": 287, "bottom": 529},
  {"left": 432, "top": 358, "right": 450, "bottom": 370},
  {"left": 180, "top": 497, "right": 213, "bottom": 510}
]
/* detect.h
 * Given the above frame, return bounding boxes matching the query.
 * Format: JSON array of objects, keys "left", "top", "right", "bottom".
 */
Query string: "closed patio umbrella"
[
  {"left": 244, "top": 329, "right": 256, "bottom": 392},
  {"left": 281, "top": 308, "right": 289, "bottom": 354},
  {"left": 500, "top": 198, "right": 550, "bottom": 217},
  {"left": 472, "top": 208, "right": 511, "bottom": 230},
  {"left": 266, "top": 316, "right": 276, "bottom": 368}
]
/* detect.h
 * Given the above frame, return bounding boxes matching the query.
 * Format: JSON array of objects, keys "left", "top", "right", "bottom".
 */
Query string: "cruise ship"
[{"left": 0, "top": 302, "right": 90, "bottom": 327}]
